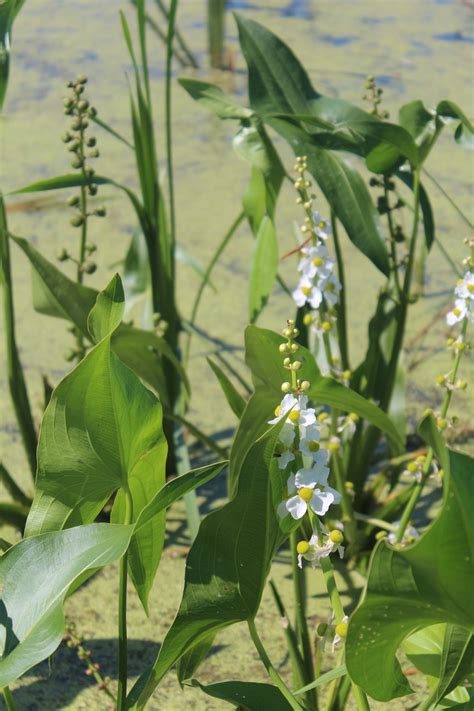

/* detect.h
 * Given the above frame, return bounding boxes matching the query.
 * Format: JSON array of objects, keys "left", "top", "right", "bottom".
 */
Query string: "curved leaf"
[
  {"left": 346, "top": 449, "right": 474, "bottom": 701},
  {"left": 0, "top": 523, "right": 132, "bottom": 688},
  {"left": 207, "top": 358, "right": 246, "bottom": 419},
  {"left": 249, "top": 215, "right": 278, "bottom": 322},
  {"left": 25, "top": 285, "right": 168, "bottom": 611},
  {"left": 127, "top": 420, "right": 287, "bottom": 708},
  {"left": 190, "top": 679, "right": 294, "bottom": 710},
  {"left": 179, "top": 78, "right": 253, "bottom": 120},
  {"left": 88, "top": 273, "right": 125, "bottom": 342}
]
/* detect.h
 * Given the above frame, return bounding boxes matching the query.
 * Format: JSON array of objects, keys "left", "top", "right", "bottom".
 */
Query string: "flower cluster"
[
  {"left": 269, "top": 320, "right": 343, "bottom": 568},
  {"left": 291, "top": 157, "right": 341, "bottom": 316},
  {"left": 446, "top": 271, "right": 474, "bottom": 326}
]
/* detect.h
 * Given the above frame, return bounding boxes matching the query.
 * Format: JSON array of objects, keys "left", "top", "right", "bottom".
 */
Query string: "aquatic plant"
[{"left": 0, "top": 5, "right": 473, "bottom": 711}]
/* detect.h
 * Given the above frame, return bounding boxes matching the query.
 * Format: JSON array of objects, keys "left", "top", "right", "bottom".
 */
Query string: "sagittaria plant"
[{"left": 179, "top": 13, "right": 473, "bottom": 549}]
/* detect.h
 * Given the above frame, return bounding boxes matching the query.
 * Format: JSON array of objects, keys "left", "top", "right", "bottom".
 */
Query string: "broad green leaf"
[
  {"left": 127, "top": 420, "right": 287, "bottom": 708},
  {"left": 402, "top": 624, "right": 446, "bottom": 678},
  {"left": 11, "top": 235, "right": 189, "bottom": 403},
  {"left": 88, "top": 273, "right": 125, "bottom": 342},
  {"left": 248, "top": 216, "right": 278, "bottom": 322},
  {"left": 346, "top": 449, "right": 474, "bottom": 701},
  {"left": 176, "top": 634, "right": 216, "bottom": 685},
  {"left": 25, "top": 291, "right": 168, "bottom": 611},
  {"left": 190, "top": 679, "right": 294, "bottom": 710},
  {"left": 436, "top": 100, "right": 474, "bottom": 147},
  {"left": 0, "top": 523, "right": 132, "bottom": 688},
  {"left": 399, "top": 100, "right": 437, "bottom": 162},
  {"left": 178, "top": 78, "right": 253, "bottom": 120},
  {"left": 233, "top": 15, "right": 389, "bottom": 274},
  {"left": 207, "top": 358, "right": 246, "bottom": 418}
]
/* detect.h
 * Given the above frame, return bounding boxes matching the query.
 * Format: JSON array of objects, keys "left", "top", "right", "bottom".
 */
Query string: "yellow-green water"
[{"left": 0, "top": 0, "right": 473, "bottom": 708}]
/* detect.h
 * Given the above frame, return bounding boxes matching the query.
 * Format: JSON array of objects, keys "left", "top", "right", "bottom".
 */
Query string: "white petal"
[
  {"left": 287, "top": 496, "right": 307, "bottom": 520},
  {"left": 278, "top": 450, "right": 295, "bottom": 470},
  {"left": 277, "top": 500, "right": 289, "bottom": 518},
  {"left": 310, "top": 489, "right": 335, "bottom": 516},
  {"left": 287, "top": 473, "right": 296, "bottom": 494},
  {"left": 295, "top": 467, "right": 319, "bottom": 487},
  {"left": 279, "top": 424, "right": 296, "bottom": 447},
  {"left": 325, "top": 485, "right": 341, "bottom": 504}
]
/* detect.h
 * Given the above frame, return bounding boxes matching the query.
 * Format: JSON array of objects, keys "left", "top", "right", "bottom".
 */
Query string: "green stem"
[
  {"left": 165, "top": 0, "right": 178, "bottom": 251},
  {"left": 2, "top": 687, "right": 16, "bottom": 711},
  {"left": 290, "top": 531, "right": 316, "bottom": 708},
  {"left": 117, "top": 487, "right": 133, "bottom": 710},
  {"left": 0, "top": 197, "right": 37, "bottom": 481},
  {"left": 247, "top": 618, "right": 305, "bottom": 711},
  {"left": 384, "top": 181, "right": 402, "bottom": 297},
  {"left": 395, "top": 316, "right": 468, "bottom": 543},
  {"left": 331, "top": 211, "right": 349, "bottom": 370},
  {"left": 154, "top": 0, "right": 198, "bottom": 67},
  {"left": 352, "top": 684, "right": 371, "bottom": 711},
  {"left": 75, "top": 122, "right": 88, "bottom": 361},
  {"left": 268, "top": 579, "right": 308, "bottom": 696}
]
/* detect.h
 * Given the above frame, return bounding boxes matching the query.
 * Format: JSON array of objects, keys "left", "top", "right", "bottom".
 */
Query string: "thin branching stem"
[{"left": 117, "top": 487, "right": 133, "bottom": 709}]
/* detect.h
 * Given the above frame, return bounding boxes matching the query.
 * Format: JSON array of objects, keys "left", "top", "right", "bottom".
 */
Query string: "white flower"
[
  {"left": 298, "top": 243, "right": 334, "bottom": 280},
  {"left": 321, "top": 272, "right": 342, "bottom": 307},
  {"left": 332, "top": 615, "right": 349, "bottom": 652},
  {"left": 297, "top": 529, "right": 345, "bottom": 568},
  {"left": 312, "top": 211, "right": 332, "bottom": 240},
  {"left": 269, "top": 394, "right": 316, "bottom": 428},
  {"left": 292, "top": 275, "right": 323, "bottom": 309},
  {"left": 446, "top": 298, "right": 469, "bottom": 326},
  {"left": 278, "top": 449, "right": 295, "bottom": 470},
  {"left": 277, "top": 472, "right": 340, "bottom": 520},
  {"left": 279, "top": 423, "right": 296, "bottom": 448},
  {"left": 295, "top": 463, "right": 330, "bottom": 488},
  {"left": 455, "top": 272, "right": 474, "bottom": 300}
]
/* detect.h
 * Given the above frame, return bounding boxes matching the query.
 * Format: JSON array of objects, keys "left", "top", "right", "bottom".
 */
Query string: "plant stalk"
[
  {"left": 247, "top": 618, "right": 305, "bottom": 711},
  {"left": 117, "top": 487, "right": 133, "bottom": 709},
  {"left": 2, "top": 687, "right": 16, "bottom": 711}
]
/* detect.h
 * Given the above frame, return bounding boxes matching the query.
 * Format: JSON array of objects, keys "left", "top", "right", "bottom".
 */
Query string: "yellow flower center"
[
  {"left": 307, "top": 440, "right": 320, "bottom": 452},
  {"left": 274, "top": 405, "right": 281, "bottom": 417},
  {"left": 288, "top": 410, "right": 300, "bottom": 423},
  {"left": 453, "top": 307, "right": 461, "bottom": 316},
  {"left": 335, "top": 622, "right": 348, "bottom": 638},
  {"left": 318, "top": 220, "right": 326, "bottom": 229},
  {"left": 302, "top": 286, "right": 312, "bottom": 296},
  {"left": 299, "top": 487, "right": 314, "bottom": 502},
  {"left": 329, "top": 530, "right": 344, "bottom": 545},
  {"left": 312, "top": 257, "right": 323, "bottom": 266},
  {"left": 326, "top": 282, "right": 335, "bottom": 292},
  {"left": 456, "top": 278, "right": 463, "bottom": 286},
  {"left": 468, "top": 284, "right": 474, "bottom": 293},
  {"left": 296, "top": 540, "right": 310, "bottom": 555}
]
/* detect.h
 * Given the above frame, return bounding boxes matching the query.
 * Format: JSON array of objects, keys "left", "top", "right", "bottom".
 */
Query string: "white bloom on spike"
[
  {"left": 298, "top": 243, "right": 334, "bottom": 280},
  {"left": 278, "top": 449, "right": 295, "bottom": 470},
  {"left": 269, "top": 394, "right": 317, "bottom": 428},
  {"left": 292, "top": 275, "right": 323, "bottom": 309},
  {"left": 277, "top": 471, "right": 340, "bottom": 520},
  {"left": 312, "top": 211, "right": 332, "bottom": 240},
  {"left": 321, "top": 272, "right": 342, "bottom": 307},
  {"left": 295, "top": 463, "right": 330, "bottom": 489},
  {"left": 332, "top": 615, "right": 349, "bottom": 652},
  {"left": 297, "top": 530, "right": 345, "bottom": 569},
  {"left": 446, "top": 298, "right": 469, "bottom": 326},
  {"left": 455, "top": 272, "right": 474, "bottom": 301},
  {"left": 279, "top": 423, "right": 296, "bottom": 448}
]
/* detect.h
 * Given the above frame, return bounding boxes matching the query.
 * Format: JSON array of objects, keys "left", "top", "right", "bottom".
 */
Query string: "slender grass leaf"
[
  {"left": 346, "top": 449, "right": 474, "bottom": 701},
  {"left": 0, "top": 523, "right": 132, "bottom": 689},
  {"left": 92, "top": 114, "right": 134, "bottom": 150},
  {"left": 127, "top": 420, "right": 287, "bottom": 708},
  {"left": 0, "top": 502, "right": 28, "bottom": 530},
  {"left": 179, "top": 78, "right": 253, "bottom": 120},
  {"left": 294, "top": 665, "right": 347, "bottom": 695},
  {"left": 190, "top": 679, "right": 294, "bottom": 710},
  {"left": 0, "top": 463, "right": 31, "bottom": 507},
  {"left": 207, "top": 358, "right": 246, "bottom": 418},
  {"left": 248, "top": 216, "right": 278, "bottom": 322},
  {"left": 397, "top": 170, "right": 435, "bottom": 250}
]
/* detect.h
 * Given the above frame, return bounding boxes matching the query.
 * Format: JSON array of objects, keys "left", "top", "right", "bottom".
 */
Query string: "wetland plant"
[{"left": 0, "top": 5, "right": 473, "bottom": 711}]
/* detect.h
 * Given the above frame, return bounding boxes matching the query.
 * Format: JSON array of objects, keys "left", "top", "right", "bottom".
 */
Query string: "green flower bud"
[
  {"left": 70, "top": 214, "right": 84, "bottom": 227},
  {"left": 82, "top": 261, "right": 97, "bottom": 275},
  {"left": 88, "top": 148, "right": 100, "bottom": 158},
  {"left": 88, "top": 184, "right": 98, "bottom": 196},
  {"left": 61, "top": 131, "right": 73, "bottom": 143},
  {"left": 77, "top": 99, "right": 90, "bottom": 112},
  {"left": 281, "top": 382, "right": 291, "bottom": 393},
  {"left": 71, "top": 157, "right": 83, "bottom": 169},
  {"left": 67, "top": 195, "right": 80, "bottom": 207},
  {"left": 57, "top": 248, "right": 69, "bottom": 262},
  {"left": 95, "top": 205, "right": 106, "bottom": 217},
  {"left": 317, "top": 622, "right": 328, "bottom": 637},
  {"left": 87, "top": 136, "right": 97, "bottom": 147},
  {"left": 76, "top": 74, "right": 88, "bottom": 84}
]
